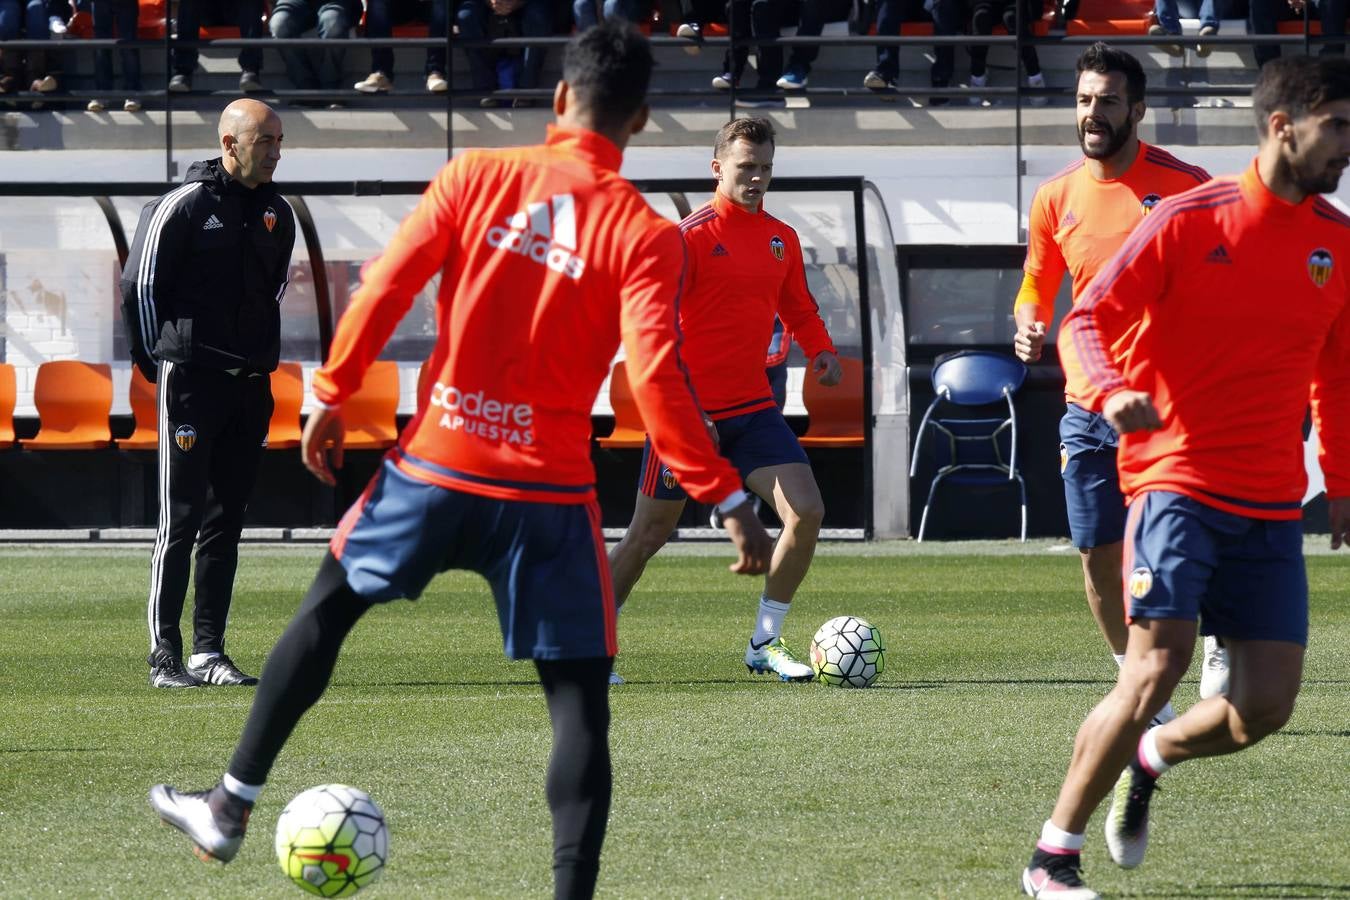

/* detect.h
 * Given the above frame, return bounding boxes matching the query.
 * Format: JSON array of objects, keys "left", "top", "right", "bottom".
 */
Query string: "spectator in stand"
[
  {"left": 1249, "top": 0, "right": 1345, "bottom": 66},
  {"left": 671, "top": 0, "right": 721, "bottom": 43},
  {"left": 455, "top": 0, "right": 552, "bottom": 108},
  {"left": 84, "top": 0, "right": 141, "bottom": 109},
  {"left": 356, "top": 0, "right": 452, "bottom": 93},
  {"left": 573, "top": 0, "right": 651, "bottom": 28},
  {"left": 862, "top": 0, "right": 963, "bottom": 105},
  {"left": 269, "top": 0, "right": 359, "bottom": 97},
  {"left": 1146, "top": 0, "right": 1221, "bottom": 57},
  {"left": 776, "top": 0, "right": 831, "bottom": 90},
  {"left": 0, "top": 0, "right": 57, "bottom": 94},
  {"left": 967, "top": 0, "right": 1048, "bottom": 105},
  {"left": 712, "top": 0, "right": 789, "bottom": 96},
  {"left": 170, "top": 0, "right": 267, "bottom": 93}
]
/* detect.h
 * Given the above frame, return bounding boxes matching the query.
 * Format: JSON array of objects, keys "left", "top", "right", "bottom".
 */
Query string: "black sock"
[
  {"left": 227, "top": 552, "right": 374, "bottom": 786},
  {"left": 535, "top": 657, "right": 613, "bottom": 900}
]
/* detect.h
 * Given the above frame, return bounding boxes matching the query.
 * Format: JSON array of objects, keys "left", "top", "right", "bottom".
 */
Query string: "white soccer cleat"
[
  {"left": 1200, "top": 635, "right": 1230, "bottom": 699},
  {"left": 149, "top": 784, "right": 250, "bottom": 863},
  {"left": 1104, "top": 763, "right": 1157, "bottom": 869},
  {"left": 745, "top": 637, "right": 815, "bottom": 682},
  {"left": 1021, "top": 853, "right": 1100, "bottom": 899},
  {"left": 608, "top": 668, "right": 625, "bottom": 686}
]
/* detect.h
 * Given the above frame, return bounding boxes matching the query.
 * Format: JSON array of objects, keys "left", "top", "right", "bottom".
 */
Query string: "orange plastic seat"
[
  {"left": 116, "top": 367, "right": 159, "bottom": 450},
  {"left": 798, "top": 356, "right": 865, "bottom": 448},
  {"left": 0, "top": 363, "right": 15, "bottom": 449},
  {"left": 267, "top": 361, "right": 304, "bottom": 450},
  {"left": 343, "top": 360, "right": 400, "bottom": 450},
  {"left": 137, "top": 0, "right": 167, "bottom": 37},
  {"left": 23, "top": 361, "right": 114, "bottom": 450},
  {"left": 596, "top": 360, "right": 647, "bottom": 450}
]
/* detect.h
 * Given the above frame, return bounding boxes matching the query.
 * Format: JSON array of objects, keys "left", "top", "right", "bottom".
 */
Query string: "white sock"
[
  {"left": 222, "top": 773, "right": 262, "bottom": 803},
  {"left": 751, "top": 596, "right": 789, "bottom": 646},
  {"left": 970, "top": 73, "right": 987, "bottom": 87},
  {"left": 1139, "top": 727, "right": 1173, "bottom": 776},
  {"left": 1038, "top": 819, "right": 1085, "bottom": 852},
  {"left": 188, "top": 652, "right": 220, "bottom": 668},
  {"left": 1112, "top": 653, "right": 1126, "bottom": 668},
  {"left": 1027, "top": 72, "right": 1046, "bottom": 87}
]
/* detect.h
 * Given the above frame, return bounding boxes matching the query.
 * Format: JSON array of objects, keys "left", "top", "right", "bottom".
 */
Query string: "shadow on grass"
[{"left": 1136, "top": 883, "right": 1350, "bottom": 898}]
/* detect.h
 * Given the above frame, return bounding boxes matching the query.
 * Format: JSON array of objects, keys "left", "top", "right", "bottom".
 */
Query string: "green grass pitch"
[{"left": 1, "top": 543, "right": 1347, "bottom": 898}]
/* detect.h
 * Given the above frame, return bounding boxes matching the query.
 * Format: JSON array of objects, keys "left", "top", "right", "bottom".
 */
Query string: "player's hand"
[
  {"left": 1014, "top": 321, "right": 1046, "bottom": 363},
  {"left": 721, "top": 500, "right": 772, "bottom": 575},
  {"left": 301, "top": 405, "right": 345, "bottom": 486},
  {"left": 1328, "top": 497, "right": 1350, "bottom": 550},
  {"left": 1103, "top": 390, "right": 1162, "bottom": 434},
  {"left": 813, "top": 350, "right": 843, "bottom": 386}
]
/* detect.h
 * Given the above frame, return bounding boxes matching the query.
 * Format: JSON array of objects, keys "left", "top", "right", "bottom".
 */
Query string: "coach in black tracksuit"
[{"left": 120, "top": 99, "right": 296, "bottom": 689}]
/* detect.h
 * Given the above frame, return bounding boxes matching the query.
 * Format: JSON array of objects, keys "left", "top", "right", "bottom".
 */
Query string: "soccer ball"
[
  {"left": 810, "top": 616, "right": 885, "bottom": 688},
  {"left": 275, "top": 784, "right": 388, "bottom": 897}
]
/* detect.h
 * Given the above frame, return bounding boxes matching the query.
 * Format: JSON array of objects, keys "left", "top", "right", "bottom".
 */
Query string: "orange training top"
[
  {"left": 1059, "top": 161, "right": 1350, "bottom": 518},
  {"left": 677, "top": 192, "right": 835, "bottom": 420},
  {"left": 1022, "top": 142, "right": 1210, "bottom": 408},
  {"left": 312, "top": 125, "right": 743, "bottom": 506}
]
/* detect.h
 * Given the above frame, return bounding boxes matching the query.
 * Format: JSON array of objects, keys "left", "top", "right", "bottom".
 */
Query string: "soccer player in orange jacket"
[
  {"left": 608, "top": 116, "right": 844, "bottom": 683},
  {"left": 1021, "top": 56, "right": 1350, "bottom": 899},
  {"left": 1012, "top": 43, "right": 1224, "bottom": 711},
  {"left": 148, "top": 23, "right": 772, "bottom": 899}
]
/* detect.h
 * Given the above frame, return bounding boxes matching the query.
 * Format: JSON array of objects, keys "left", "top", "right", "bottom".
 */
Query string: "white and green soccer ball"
[
  {"left": 275, "top": 784, "right": 388, "bottom": 897},
  {"left": 810, "top": 616, "right": 885, "bottom": 688}
]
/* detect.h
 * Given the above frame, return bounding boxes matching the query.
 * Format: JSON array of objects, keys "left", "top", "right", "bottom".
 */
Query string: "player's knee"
[
  {"left": 1230, "top": 693, "right": 1297, "bottom": 746},
  {"left": 782, "top": 494, "right": 825, "bottom": 533},
  {"left": 630, "top": 518, "right": 677, "bottom": 557}
]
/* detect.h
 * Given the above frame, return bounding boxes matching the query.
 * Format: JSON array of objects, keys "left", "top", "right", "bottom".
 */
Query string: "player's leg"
[
  {"left": 1023, "top": 490, "right": 1212, "bottom": 897},
  {"left": 729, "top": 410, "right": 819, "bottom": 681},
  {"left": 1080, "top": 542, "right": 1127, "bottom": 655},
  {"left": 1059, "top": 404, "right": 1180, "bottom": 719},
  {"left": 487, "top": 496, "right": 617, "bottom": 898},
  {"left": 536, "top": 656, "right": 612, "bottom": 900},
  {"left": 150, "top": 458, "right": 444, "bottom": 863},
  {"left": 739, "top": 461, "right": 821, "bottom": 681},
  {"left": 746, "top": 461, "right": 824, "bottom": 603},
  {"left": 149, "top": 552, "right": 377, "bottom": 861},
  {"left": 188, "top": 375, "right": 271, "bottom": 685},
  {"left": 1102, "top": 514, "right": 1307, "bottom": 870},
  {"left": 607, "top": 438, "right": 689, "bottom": 608},
  {"left": 146, "top": 362, "right": 218, "bottom": 687},
  {"left": 1151, "top": 638, "right": 1303, "bottom": 761}
]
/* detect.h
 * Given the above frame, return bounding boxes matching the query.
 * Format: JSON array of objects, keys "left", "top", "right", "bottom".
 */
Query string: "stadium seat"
[
  {"left": 0, "top": 363, "right": 15, "bottom": 448},
  {"left": 343, "top": 360, "right": 400, "bottom": 449},
  {"left": 799, "top": 356, "right": 865, "bottom": 448},
  {"left": 116, "top": 366, "right": 158, "bottom": 450},
  {"left": 909, "top": 350, "right": 1028, "bottom": 541},
  {"left": 267, "top": 361, "right": 304, "bottom": 450},
  {"left": 23, "top": 361, "right": 114, "bottom": 450},
  {"left": 597, "top": 360, "right": 647, "bottom": 450}
]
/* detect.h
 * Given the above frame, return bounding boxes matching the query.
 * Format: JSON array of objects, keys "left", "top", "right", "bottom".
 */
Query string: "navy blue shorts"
[
  {"left": 331, "top": 456, "right": 616, "bottom": 661},
  {"left": 1060, "top": 402, "right": 1127, "bottom": 548},
  {"left": 1122, "top": 490, "right": 1308, "bottom": 646},
  {"left": 637, "top": 407, "right": 808, "bottom": 501}
]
